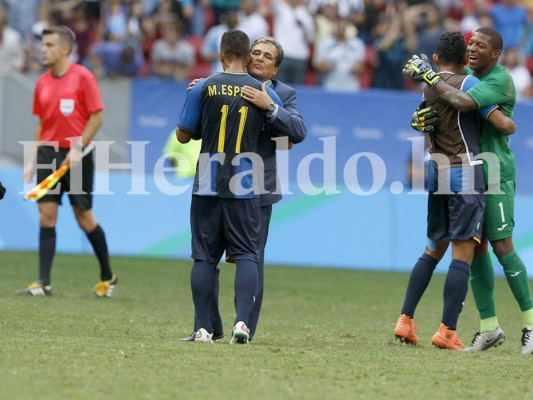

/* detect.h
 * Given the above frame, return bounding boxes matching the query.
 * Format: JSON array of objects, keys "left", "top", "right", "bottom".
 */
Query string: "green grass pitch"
[{"left": 1, "top": 251, "right": 532, "bottom": 400}]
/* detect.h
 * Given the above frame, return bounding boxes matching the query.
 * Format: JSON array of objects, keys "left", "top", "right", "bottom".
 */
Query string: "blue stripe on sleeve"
[
  {"left": 462, "top": 76, "right": 497, "bottom": 119},
  {"left": 266, "top": 86, "right": 283, "bottom": 108},
  {"left": 178, "top": 79, "right": 207, "bottom": 132},
  {"left": 461, "top": 75, "right": 479, "bottom": 91}
]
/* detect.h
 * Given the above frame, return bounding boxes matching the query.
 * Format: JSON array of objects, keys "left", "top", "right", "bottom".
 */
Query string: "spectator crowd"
[{"left": 1, "top": 0, "right": 533, "bottom": 96}]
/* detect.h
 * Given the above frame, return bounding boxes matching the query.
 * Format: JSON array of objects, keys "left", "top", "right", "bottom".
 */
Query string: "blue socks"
[
  {"left": 442, "top": 260, "right": 470, "bottom": 330},
  {"left": 191, "top": 259, "right": 258, "bottom": 331},
  {"left": 234, "top": 259, "right": 258, "bottom": 325},
  {"left": 190, "top": 260, "right": 218, "bottom": 332},
  {"left": 401, "top": 253, "right": 438, "bottom": 316}
]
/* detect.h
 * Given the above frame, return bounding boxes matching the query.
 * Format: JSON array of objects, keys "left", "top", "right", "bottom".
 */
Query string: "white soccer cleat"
[
  {"left": 194, "top": 328, "right": 213, "bottom": 343},
  {"left": 464, "top": 326, "right": 506, "bottom": 352},
  {"left": 230, "top": 321, "right": 250, "bottom": 344},
  {"left": 520, "top": 328, "right": 533, "bottom": 355}
]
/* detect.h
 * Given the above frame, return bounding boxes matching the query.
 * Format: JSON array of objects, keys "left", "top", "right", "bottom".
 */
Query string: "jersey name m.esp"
[{"left": 178, "top": 72, "right": 282, "bottom": 198}]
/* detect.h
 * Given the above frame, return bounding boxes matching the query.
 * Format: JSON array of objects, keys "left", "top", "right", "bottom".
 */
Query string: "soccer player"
[
  {"left": 403, "top": 27, "right": 533, "bottom": 355},
  {"left": 179, "top": 37, "right": 306, "bottom": 343},
  {"left": 394, "top": 31, "right": 515, "bottom": 350},
  {"left": 17, "top": 26, "right": 117, "bottom": 298},
  {"left": 177, "top": 30, "right": 283, "bottom": 344}
]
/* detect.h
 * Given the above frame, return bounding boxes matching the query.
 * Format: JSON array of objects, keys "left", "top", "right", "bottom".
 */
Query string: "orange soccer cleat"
[
  {"left": 394, "top": 314, "right": 419, "bottom": 345},
  {"left": 431, "top": 323, "right": 464, "bottom": 350}
]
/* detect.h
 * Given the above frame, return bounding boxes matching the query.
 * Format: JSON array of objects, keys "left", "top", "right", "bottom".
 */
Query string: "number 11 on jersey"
[{"left": 217, "top": 105, "right": 249, "bottom": 153}]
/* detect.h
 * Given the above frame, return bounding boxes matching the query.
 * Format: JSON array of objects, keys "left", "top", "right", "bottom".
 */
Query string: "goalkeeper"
[
  {"left": 403, "top": 27, "right": 533, "bottom": 355},
  {"left": 393, "top": 31, "right": 514, "bottom": 350}
]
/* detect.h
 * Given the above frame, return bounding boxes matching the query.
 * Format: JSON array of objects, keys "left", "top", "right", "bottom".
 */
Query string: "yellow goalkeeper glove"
[
  {"left": 411, "top": 106, "right": 438, "bottom": 133},
  {"left": 402, "top": 54, "right": 441, "bottom": 87}
]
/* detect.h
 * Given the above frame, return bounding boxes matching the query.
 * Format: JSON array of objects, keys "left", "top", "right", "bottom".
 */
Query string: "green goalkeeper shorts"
[{"left": 484, "top": 180, "right": 515, "bottom": 241}]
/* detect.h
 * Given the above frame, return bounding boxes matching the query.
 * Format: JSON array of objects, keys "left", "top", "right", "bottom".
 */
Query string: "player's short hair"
[
  {"left": 475, "top": 26, "right": 503, "bottom": 51},
  {"left": 251, "top": 37, "right": 284, "bottom": 67},
  {"left": 436, "top": 31, "right": 466, "bottom": 66},
  {"left": 42, "top": 26, "right": 76, "bottom": 54},
  {"left": 220, "top": 30, "right": 250, "bottom": 60}
]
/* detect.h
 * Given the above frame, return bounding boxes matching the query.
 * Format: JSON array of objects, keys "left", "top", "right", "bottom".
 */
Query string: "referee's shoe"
[
  {"left": 94, "top": 275, "right": 118, "bottom": 298},
  {"left": 16, "top": 281, "right": 53, "bottom": 296}
]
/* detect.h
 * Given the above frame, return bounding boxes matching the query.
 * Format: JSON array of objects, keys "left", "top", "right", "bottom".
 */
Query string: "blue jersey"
[{"left": 178, "top": 72, "right": 282, "bottom": 198}]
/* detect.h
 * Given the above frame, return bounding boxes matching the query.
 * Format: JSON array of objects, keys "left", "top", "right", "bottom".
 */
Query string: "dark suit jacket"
[{"left": 258, "top": 79, "right": 306, "bottom": 207}]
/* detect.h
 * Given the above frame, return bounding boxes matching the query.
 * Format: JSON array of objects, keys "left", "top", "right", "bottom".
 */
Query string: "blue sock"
[
  {"left": 442, "top": 260, "right": 471, "bottom": 330},
  {"left": 234, "top": 259, "right": 258, "bottom": 325},
  {"left": 401, "top": 253, "right": 438, "bottom": 317},
  {"left": 190, "top": 260, "right": 218, "bottom": 332},
  {"left": 193, "top": 267, "right": 223, "bottom": 336},
  {"left": 210, "top": 267, "right": 223, "bottom": 335}
]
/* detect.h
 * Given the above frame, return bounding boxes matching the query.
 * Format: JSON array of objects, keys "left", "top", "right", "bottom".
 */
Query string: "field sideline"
[{"left": 1, "top": 251, "right": 532, "bottom": 400}]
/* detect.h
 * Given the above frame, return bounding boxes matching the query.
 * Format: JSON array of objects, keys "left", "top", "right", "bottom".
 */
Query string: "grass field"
[{"left": 1, "top": 251, "right": 532, "bottom": 400}]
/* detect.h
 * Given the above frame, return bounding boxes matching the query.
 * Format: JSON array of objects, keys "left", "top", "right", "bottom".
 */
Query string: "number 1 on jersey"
[
  {"left": 498, "top": 201, "right": 506, "bottom": 223},
  {"left": 217, "top": 105, "right": 249, "bottom": 153}
]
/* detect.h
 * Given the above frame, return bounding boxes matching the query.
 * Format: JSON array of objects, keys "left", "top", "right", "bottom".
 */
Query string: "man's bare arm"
[
  {"left": 487, "top": 108, "right": 515, "bottom": 135},
  {"left": 176, "top": 128, "right": 192, "bottom": 143},
  {"left": 432, "top": 80, "right": 478, "bottom": 112}
]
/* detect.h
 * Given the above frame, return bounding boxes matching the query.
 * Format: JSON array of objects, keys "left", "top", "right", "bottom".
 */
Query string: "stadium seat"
[
  {"left": 186, "top": 36, "right": 212, "bottom": 80},
  {"left": 359, "top": 46, "right": 376, "bottom": 89}
]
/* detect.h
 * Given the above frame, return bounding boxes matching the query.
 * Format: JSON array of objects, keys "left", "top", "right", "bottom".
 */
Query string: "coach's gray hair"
[{"left": 251, "top": 36, "right": 284, "bottom": 67}]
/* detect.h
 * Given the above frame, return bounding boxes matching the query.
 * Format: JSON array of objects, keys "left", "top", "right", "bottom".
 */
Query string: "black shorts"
[
  {"left": 427, "top": 189, "right": 485, "bottom": 243},
  {"left": 36, "top": 145, "right": 94, "bottom": 210},
  {"left": 190, "top": 195, "right": 261, "bottom": 262}
]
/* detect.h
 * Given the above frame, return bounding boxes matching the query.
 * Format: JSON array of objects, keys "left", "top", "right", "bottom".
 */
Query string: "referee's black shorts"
[{"left": 36, "top": 145, "right": 94, "bottom": 210}]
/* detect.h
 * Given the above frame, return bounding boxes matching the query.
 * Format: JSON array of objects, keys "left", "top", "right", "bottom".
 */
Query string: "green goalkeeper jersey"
[{"left": 466, "top": 64, "right": 516, "bottom": 184}]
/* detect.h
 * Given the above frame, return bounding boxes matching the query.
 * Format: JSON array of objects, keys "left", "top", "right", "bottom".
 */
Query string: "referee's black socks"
[
  {"left": 86, "top": 225, "right": 113, "bottom": 281},
  {"left": 39, "top": 227, "right": 56, "bottom": 285}
]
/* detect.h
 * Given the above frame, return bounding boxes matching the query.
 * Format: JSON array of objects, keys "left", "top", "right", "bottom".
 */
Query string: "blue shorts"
[
  {"left": 190, "top": 195, "right": 261, "bottom": 262},
  {"left": 427, "top": 189, "right": 485, "bottom": 243}
]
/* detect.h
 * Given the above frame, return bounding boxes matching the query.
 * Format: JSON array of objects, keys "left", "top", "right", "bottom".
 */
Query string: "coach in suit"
[
  {"left": 181, "top": 36, "right": 307, "bottom": 342},
  {"left": 242, "top": 36, "right": 307, "bottom": 340}
]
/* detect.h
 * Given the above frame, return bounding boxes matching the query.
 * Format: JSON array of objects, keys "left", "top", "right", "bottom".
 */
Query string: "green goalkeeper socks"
[
  {"left": 480, "top": 317, "right": 499, "bottom": 333},
  {"left": 522, "top": 309, "right": 533, "bottom": 329},
  {"left": 499, "top": 251, "right": 533, "bottom": 313},
  {"left": 471, "top": 251, "right": 533, "bottom": 331},
  {"left": 470, "top": 253, "right": 497, "bottom": 320}
]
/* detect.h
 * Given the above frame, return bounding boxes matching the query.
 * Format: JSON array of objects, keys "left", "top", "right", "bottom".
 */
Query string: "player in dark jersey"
[
  {"left": 404, "top": 27, "right": 533, "bottom": 355},
  {"left": 394, "top": 32, "right": 515, "bottom": 349},
  {"left": 179, "top": 37, "right": 307, "bottom": 343},
  {"left": 177, "top": 30, "right": 282, "bottom": 344}
]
